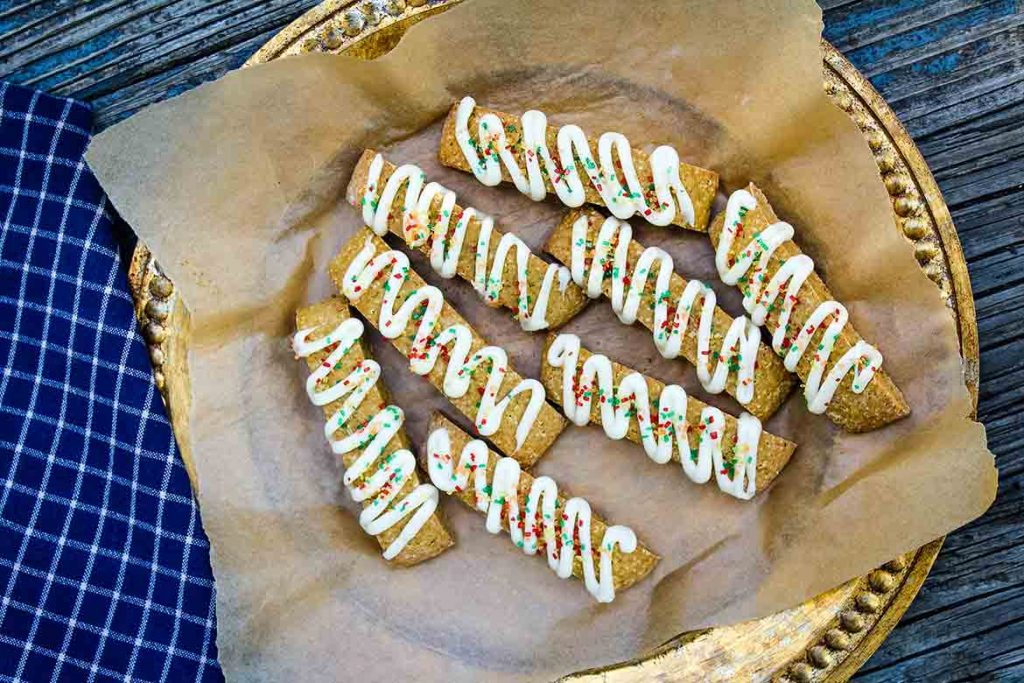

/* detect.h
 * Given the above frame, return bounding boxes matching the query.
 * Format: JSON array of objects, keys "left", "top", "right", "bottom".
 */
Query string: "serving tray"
[{"left": 127, "top": 1, "right": 978, "bottom": 680}]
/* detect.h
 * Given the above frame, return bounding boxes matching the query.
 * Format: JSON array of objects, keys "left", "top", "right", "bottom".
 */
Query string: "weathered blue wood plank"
[
  {"left": 0, "top": 0, "right": 319, "bottom": 127},
  {"left": 824, "top": 3, "right": 1024, "bottom": 680},
  {"left": 827, "top": 0, "right": 1017, "bottom": 74}
]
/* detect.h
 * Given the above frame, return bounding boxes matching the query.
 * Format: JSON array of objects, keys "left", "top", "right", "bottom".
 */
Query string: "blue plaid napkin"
[{"left": 0, "top": 83, "right": 221, "bottom": 682}]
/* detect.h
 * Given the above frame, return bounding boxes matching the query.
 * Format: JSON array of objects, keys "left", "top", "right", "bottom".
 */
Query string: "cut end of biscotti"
[
  {"left": 833, "top": 388, "right": 911, "bottom": 433},
  {"left": 437, "top": 101, "right": 467, "bottom": 171},
  {"left": 756, "top": 432, "right": 797, "bottom": 493},
  {"left": 510, "top": 411, "right": 567, "bottom": 468},
  {"left": 345, "top": 148, "right": 379, "bottom": 208},
  {"left": 388, "top": 515, "right": 456, "bottom": 567},
  {"left": 544, "top": 208, "right": 589, "bottom": 263}
]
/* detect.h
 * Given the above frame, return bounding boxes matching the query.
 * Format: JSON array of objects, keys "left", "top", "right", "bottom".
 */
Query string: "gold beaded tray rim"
[{"left": 127, "top": 2, "right": 977, "bottom": 681}]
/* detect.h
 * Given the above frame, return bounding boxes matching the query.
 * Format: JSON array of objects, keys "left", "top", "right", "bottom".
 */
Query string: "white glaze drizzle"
[
  {"left": 293, "top": 317, "right": 438, "bottom": 560},
  {"left": 361, "top": 154, "right": 572, "bottom": 332},
  {"left": 426, "top": 426, "right": 637, "bottom": 603},
  {"left": 342, "top": 237, "right": 548, "bottom": 451},
  {"left": 717, "top": 190, "right": 882, "bottom": 413},
  {"left": 454, "top": 96, "right": 696, "bottom": 228},
  {"left": 568, "top": 213, "right": 761, "bottom": 405},
  {"left": 546, "top": 334, "right": 759, "bottom": 500}
]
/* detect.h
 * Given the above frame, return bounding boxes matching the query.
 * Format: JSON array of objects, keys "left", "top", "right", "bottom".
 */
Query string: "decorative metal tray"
[{"left": 128, "top": 1, "right": 977, "bottom": 680}]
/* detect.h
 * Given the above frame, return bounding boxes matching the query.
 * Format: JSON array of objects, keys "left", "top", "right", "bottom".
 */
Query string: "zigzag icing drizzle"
[
  {"left": 547, "top": 334, "right": 760, "bottom": 500},
  {"left": 342, "top": 238, "right": 547, "bottom": 451},
  {"left": 718, "top": 190, "right": 882, "bottom": 413},
  {"left": 361, "top": 154, "right": 572, "bottom": 331},
  {"left": 426, "top": 426, "right": 637, "bottom": 603},
  {"left": 454, "top": 96, "right": 696, "bottom": 228},
  {"left": 569, "top": 213, "right": 761, "bottom": 405},
  {"left": 293, "top": 317, "right": 438, "bottom": 560}
]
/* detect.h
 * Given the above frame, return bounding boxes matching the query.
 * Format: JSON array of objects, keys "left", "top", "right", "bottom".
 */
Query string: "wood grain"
[
  {"left": 823, "top": 3, "right": 1023, "bottom": 681},
  {"left": 0, "top": 1, "right": 1020, "bottom": 680}
]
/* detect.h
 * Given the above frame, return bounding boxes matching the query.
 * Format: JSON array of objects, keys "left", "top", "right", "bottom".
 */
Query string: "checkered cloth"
[{"left": 0, "top": 83, "right": 221, "bottom": 681}]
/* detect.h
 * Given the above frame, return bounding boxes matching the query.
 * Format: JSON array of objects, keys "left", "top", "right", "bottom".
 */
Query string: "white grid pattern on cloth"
[{"left": 0, "top": 81, "right": 220, "bottom": 682}]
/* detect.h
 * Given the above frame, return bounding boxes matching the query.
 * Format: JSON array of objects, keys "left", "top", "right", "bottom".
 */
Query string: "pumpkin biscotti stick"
[
  {"left": 709, "top": 185, "right": 910, "bottom": 432},
  {"left": 423, "top": 413, "right": 659, "bottom": 603},
  {"left": 345, "top": 149, "right": 589, "bottom": 331},
  {"left": 438, "top": 96, "right": 719, "bottom": 232},
  {"left": 546, "top": 207, "right": 796, "bottom": 420},
  {"left": 331, "top": 228, "right": 566, "bottom": 467},
  {"left": 542, "top": 334, "right": 796, "bottom": 500},
  {"left": 293, "top": 298, "right": 453, "bottom": 565}
]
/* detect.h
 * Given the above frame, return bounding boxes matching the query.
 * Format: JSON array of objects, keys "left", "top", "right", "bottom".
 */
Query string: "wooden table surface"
[{"left": 1, "top": 1, "right": 1021, "bottom": 680}]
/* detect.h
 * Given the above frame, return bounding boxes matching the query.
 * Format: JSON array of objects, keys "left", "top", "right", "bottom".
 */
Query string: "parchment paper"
[{"left": 86, "top": 0, "right": 997, "bottom": 679}]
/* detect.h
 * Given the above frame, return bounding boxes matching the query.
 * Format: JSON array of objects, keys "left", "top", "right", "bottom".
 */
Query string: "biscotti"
[
  {"left": 438, "top": 96, "right": 719, "bottom": 231},
  {"left": 346, "top": 149, "right": 589, "bottom": 331},
  {"left": 546, "top": 207, "right": 796, "bottom": 420},
  {"left": 423, "top": 413, "right": 659, "bottom": 603},
  {"left": 330, "top": 228, "right": 566, "bottom": 466},
  {"left": 542, "top": 333, "right": 796, "bottom": 499},
  {"left": 710, "top": 185, "right": 910, "bottom": 432},
  {"left": 293, "top": 298, "right": 454, "bottom": 565}
]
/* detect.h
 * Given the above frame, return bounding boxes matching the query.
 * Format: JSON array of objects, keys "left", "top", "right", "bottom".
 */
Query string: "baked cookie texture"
[
  {"left": 295, "top": 298, "right": 453, "bottom": 566},
  {"left": 346, "top": 149, "right": 589, "bottom": 330},
  {"left": 330, "top": 228, "right": 566, "bottom": 467},
  {"left": 541, "top": 334, "right": 796, "bottom": 496},
  {"left": 709, "top": 184, "right": 910, "bottom": 432},
  {"left": 424, "top": 413, "right": 659, "bottom": 598},
  {"left": 546, "top": 207, "right": 796, "bottom": 420},
  {"left": 438, "top": 99, "right": 719, "bottom": 232}
]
